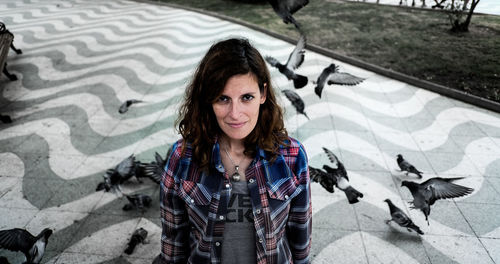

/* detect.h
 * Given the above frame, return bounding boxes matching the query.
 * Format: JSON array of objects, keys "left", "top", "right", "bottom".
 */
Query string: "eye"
[
  {"left": 216, "top": 96, "right": 229, "bottom": 103},
  {"left": 242, "top": 94, "right": 254, "bottom": 101}
]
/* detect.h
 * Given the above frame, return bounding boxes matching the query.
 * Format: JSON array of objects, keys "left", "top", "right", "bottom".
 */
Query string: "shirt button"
[
  {"left": 256, "top": 209, "right": 261, "bottom": 214},
  {"left": 190, "top": 199, "right": 194, "bottom": 204},
  {"left": 284, "top": 195, "right": 289, "bottom": 200},
  {"left": 225, "top": 184, "right": 230, "bottom": 189},
  {"left": 259, "top": 238, "right": 263, "bottom": 243},
  {"left": 219, "top": 215, "right": 224, "bottom": 220},
  {"left": 249, "top": 179, "right": 255, "bottom": 183},
  {"left": 215, "top": 241, "right": 221, "bottom": 247}
]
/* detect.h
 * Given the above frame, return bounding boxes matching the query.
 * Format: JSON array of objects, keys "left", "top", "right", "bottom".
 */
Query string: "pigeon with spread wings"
[
  {"left": 314, "top": 63, "right": 364, "bottom": 98},
  {"left": 309, "top": 147, "right": 363, "bottom": 204},
  {"left": 265, "top": 34, "right": 308, "bottom": 89},
  {"left": 401, "top": 177, "right": 474, "bottom": 224},
  {"left": 268, "top": 0, "right": 309, "bottom": 29}
]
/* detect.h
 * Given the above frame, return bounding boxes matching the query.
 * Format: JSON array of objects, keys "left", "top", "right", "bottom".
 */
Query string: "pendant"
[{"left": 231, "top": 166, "right": 240, "bottom": 182}]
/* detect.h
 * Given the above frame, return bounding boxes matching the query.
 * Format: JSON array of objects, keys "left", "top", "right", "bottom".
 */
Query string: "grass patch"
[{"left": 159, "top": 0, "right": 500, "bottom": 103}]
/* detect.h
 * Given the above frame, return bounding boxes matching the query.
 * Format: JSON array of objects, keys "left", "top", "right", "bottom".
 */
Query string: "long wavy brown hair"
[{"left": 176, "top": 38, "right": 288, "bottom": 171}]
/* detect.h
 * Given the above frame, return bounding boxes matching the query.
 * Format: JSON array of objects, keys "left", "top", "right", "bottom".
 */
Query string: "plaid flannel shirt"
[{"left": 160, "top": 137, "right": 312, "bottom": 264}]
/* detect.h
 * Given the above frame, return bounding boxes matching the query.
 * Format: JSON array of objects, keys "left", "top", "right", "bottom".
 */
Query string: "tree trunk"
[{"left": 451, "top": 0, "right": 480, "bottom": 32}]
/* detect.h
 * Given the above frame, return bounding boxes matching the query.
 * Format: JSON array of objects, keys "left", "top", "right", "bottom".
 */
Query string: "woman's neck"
[{"left": 220, "top": 136, "right": 245, "bottom": 154}]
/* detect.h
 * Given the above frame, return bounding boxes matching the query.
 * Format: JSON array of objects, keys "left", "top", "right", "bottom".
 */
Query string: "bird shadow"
[{"left": 384, "top": 223, "right": 423, "bottom": 242}]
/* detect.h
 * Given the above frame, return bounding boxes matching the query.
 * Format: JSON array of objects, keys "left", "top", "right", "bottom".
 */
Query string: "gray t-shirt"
[{"left": 221, "top": 180, "right": 257, "bottom": 264}]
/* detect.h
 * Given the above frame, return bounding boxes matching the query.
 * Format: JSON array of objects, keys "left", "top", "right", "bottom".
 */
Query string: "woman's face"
[{"left": 212, "top": 73, "right": 266, "bottom": 142}]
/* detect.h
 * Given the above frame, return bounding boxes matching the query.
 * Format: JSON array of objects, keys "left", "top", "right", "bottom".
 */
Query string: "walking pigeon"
[
  {"left": 314, "top": 63, "right": 364, "bottom": 98},
  {"left": 119, "top": 99, "right": 142, "bottom": 114},
  {"left": 397, "top": 154, "right": 423, "bottom": 178},
  {"left": 309, "top": 147, "right": 363, "bottom": 204},
  {"left": 124, "top": 228, "right": 148, "bottom": 255},
  {"left": 0, "top": 228, "right": 52, "bottom": 264},
  {"left": 401, "top": 177, "right": 474, "bottom": 224},
  {"left": 281, "top": 90, "right": 309, "bottom": 119},
  {"left": 265, "top": 34, "right": 308, "bottom": 89},
  {"left": 384, "top": 199, "right": 424, "bottom": 235},
  {"left": 122, "top": 194, "right": 153, "bottom": 212},
  {"left": 267, "top": 0, "right": 309, "bottom": 29}
]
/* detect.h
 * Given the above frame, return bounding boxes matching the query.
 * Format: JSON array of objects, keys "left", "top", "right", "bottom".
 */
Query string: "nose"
[{"left": 228, "top": 101, "right": 241, "bottom": 119}]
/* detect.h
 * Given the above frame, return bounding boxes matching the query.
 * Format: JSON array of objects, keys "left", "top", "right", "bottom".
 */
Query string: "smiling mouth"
[{"left": 227, "top": 122, "right": 246, "bottom": 128}]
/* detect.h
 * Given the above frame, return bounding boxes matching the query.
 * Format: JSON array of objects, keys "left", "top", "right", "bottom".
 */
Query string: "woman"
[{"left": 160, "top": 38, "right": 311, "bottom": 264}]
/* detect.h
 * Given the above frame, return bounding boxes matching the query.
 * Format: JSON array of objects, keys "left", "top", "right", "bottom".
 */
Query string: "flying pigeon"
[
  {"left": 96, "top": 154, "right": 137, "bottom": 193},
  {"left": 314, "top": 63, "right": 365, "bottom": 98},
  {"left": 118, "top": 99, "right": 142, "bottom": 114},
  {"left": 401, "top": 177, "right": 474, "bottom": 224},
  {"left": 265, "top": 34, "right": 308, "bottom": 89},
  {"left": 281, "top": 89, "right": 309, "bottom": 119},
  {"left": 0, "top": 114, "right": 12, "bottom": 124},
  {"left": 384, "top": 199, "right": 424, "bottom": 235},
  {"left": 309, "top": 147, "right": 364, "bottom": 204},
  {"left": 267, "top": 0, "right": 309, "bottom": 29},
  {"left": 124, "top": 227, "right": 148, "bottom": 255},
  {"left": 0, "top": 228, "right": 53, "bottom": 264},
  {"left": 122, "top": 194, "right": 153, "bottom": 212},
  {"left": 397, "top": 154, "right": 423, "bottom": 178}
]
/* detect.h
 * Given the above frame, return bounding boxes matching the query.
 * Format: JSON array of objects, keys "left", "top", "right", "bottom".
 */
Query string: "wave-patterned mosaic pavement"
[{"left": 1, "top": 0, "right": 500, "bottom": 263}]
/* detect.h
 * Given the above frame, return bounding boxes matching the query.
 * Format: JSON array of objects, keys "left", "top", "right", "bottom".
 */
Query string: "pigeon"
[
  {"left": 314, "top": 63, "right": 365, "bottom": 98},
  {"left": 122, "top": 194, "right": 153, "bottom": 212},
  {"left": 96, "top": 154, "right": 137, "bottom": 193},
  {"left": 309, "top": 147, "right": 364, "bottom": 204},
  {"left": 0, "top": 256, "right": 10, "bottom": 264},
  {"left": 384, "top": 199, "right": 424, "bottom": 235},
  {"left": 124, "top": 227, "right": 148, "bottom": 255},
  {"left": 397, "top": 154, "right": 423, "bottom": 178},
  {"left": 281, "top": 89, "right": 309, "bottom": 119},
  {"left": 118, "top": 99, "right": 142, "bottom": 114},
  {"left": 268, "top": 0, "right": 309, "bottom": 29},
  {"left": 0, "top": 114, "right": 12, "bottom": 124},
  {"left": 265, "top": 34, "right": 308, "bottom": 89},
  {"left": 0, "top": 228, "right": 52, "bottom": 264},
  {"left": 401, "top": 177, "right": 474, "bottom": 224}
]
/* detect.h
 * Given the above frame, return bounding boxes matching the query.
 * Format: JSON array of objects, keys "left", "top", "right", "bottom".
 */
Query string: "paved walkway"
[{"left": 1, "top": 0, "right": 500, "bottom": 263}]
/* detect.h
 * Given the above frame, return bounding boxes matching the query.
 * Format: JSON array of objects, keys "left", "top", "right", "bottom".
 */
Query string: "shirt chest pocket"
[
  {"left": 266, "top": 179, "right": 302, "bottom": 203},
  {"left": 178, "top": 179, "right": 213, "bottom": 206}
]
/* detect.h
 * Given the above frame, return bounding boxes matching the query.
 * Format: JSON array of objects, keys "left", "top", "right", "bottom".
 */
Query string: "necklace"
[{"left": 223, "top": 147, "right": 242, "bottom": 182}]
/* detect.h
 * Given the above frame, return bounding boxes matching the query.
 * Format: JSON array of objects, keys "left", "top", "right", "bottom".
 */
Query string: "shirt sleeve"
[
  {"left": 286, "top": 143, "right": 312, "bottom": 264},
  {"left": 160, "top": 143, "right": 190, "bottom": 263}
]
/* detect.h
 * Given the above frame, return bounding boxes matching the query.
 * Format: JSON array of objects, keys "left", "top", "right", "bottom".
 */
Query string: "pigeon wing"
[
  {"left": 422, "top": 177, "right": 474, "bottom": 201},
  {"left": 115, "top": 155, "right": 136, "bottom": 177},
  {"left": 308, "top": 166, "right": 328, "bottom": 183},
  {"left": 0, "top": 229, "right": 35, "bottom": 252},
  {"left": 265, "top": 56, "right": 280, "bottom": 68},
  {"left": 282, "top": 90, "right": 305, "bottom": 113},
  {"left": 327, "top": 72, "right": 364, "bottom": 86},
  {"left": 322, "top": 147, "right": 341, "bottom": 169},
  {"left": 285, "top": 34, "right": 306, "bottom": 70},
  {"left": 399, "top": 160, "right": 412, "bottom": 171}
]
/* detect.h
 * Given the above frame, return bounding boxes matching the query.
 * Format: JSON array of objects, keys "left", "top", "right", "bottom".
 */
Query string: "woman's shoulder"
[
  {"left": 278, "top": 136, "right": 305, "bottom": 157},
  {"left": 169, "top": 138, "right": 193, "bottom": 160}
]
